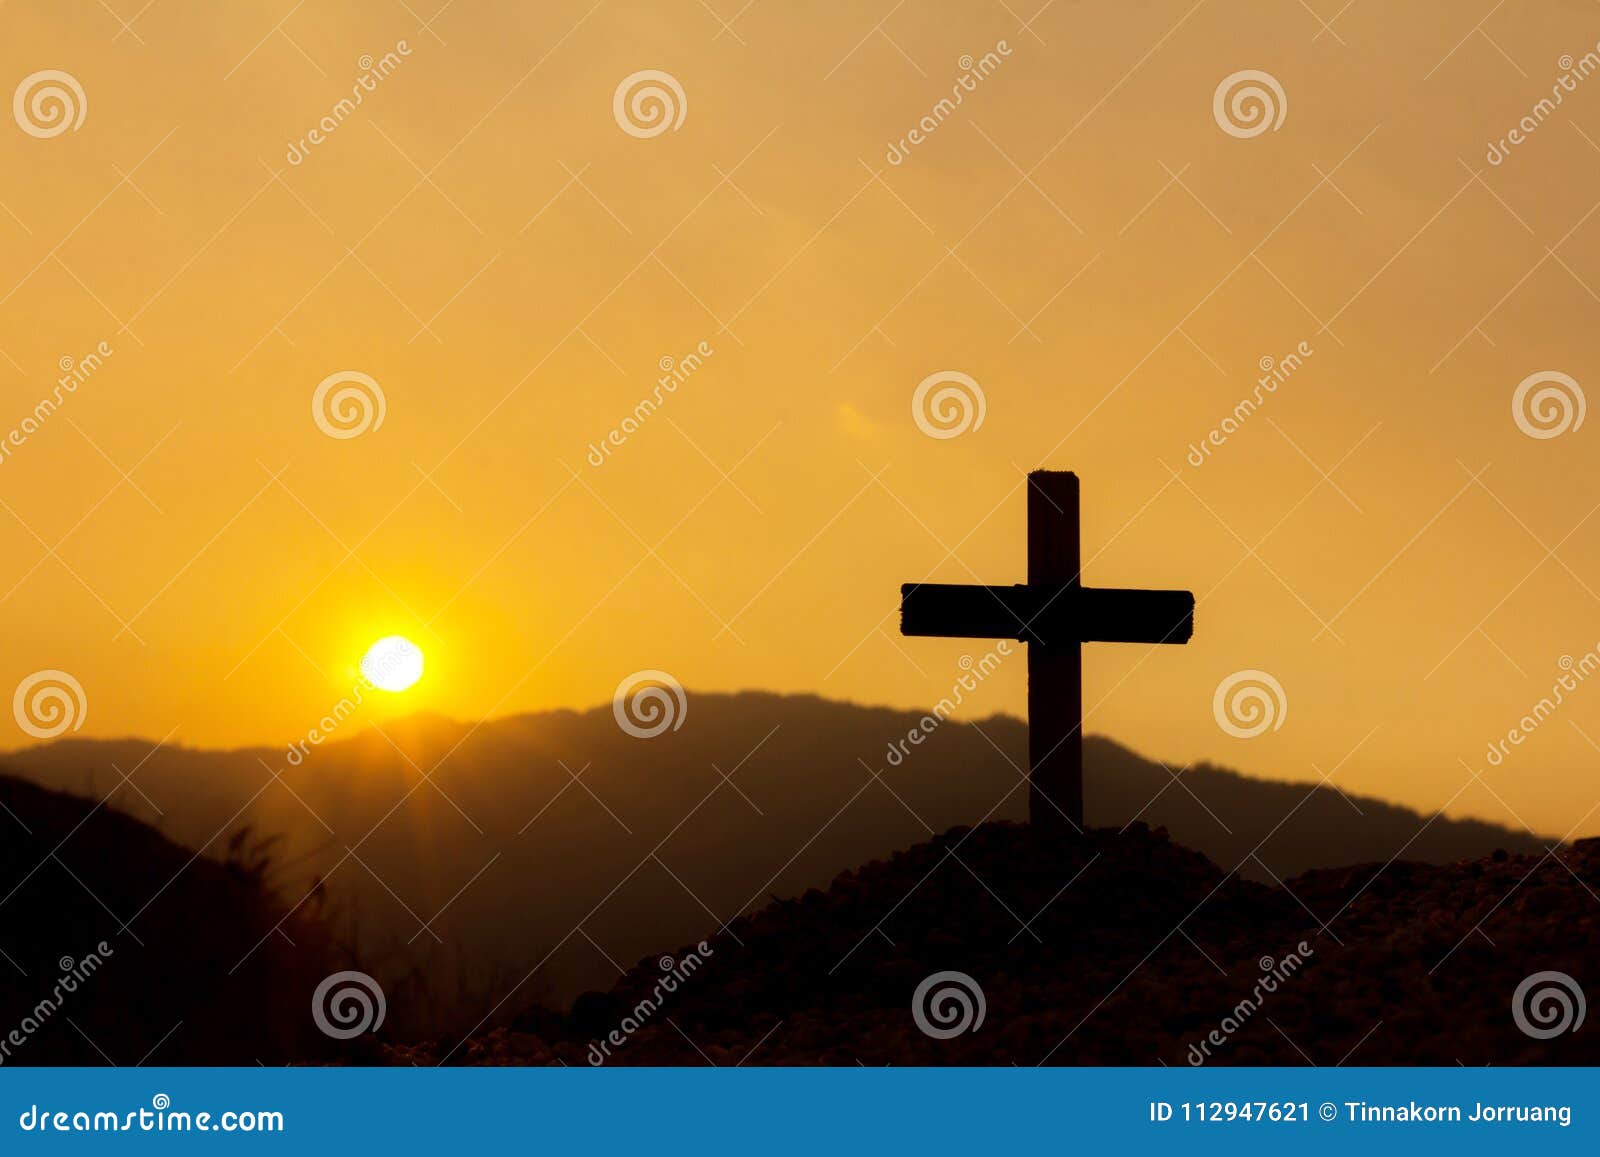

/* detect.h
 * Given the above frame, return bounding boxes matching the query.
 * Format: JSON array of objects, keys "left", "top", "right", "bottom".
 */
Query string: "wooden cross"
[{"left": 900, "top": 471, "right": 1194, "bottom": 830}]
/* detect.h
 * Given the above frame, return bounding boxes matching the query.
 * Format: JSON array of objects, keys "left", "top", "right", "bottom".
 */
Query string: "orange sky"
[{"left": 3, "top": 1, "right": 1600, "bottom": 836}]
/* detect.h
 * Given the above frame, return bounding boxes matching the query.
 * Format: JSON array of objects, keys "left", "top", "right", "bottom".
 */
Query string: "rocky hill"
[
  {"left": 386, "top": 821, "right": 1596, "bottom": 1066},
  {"left": 1, "top": 695, "right": 1550, "bottom": 1008}
]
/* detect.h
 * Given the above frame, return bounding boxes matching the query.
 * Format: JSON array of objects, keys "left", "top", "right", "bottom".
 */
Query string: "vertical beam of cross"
[{"left": 1027, "top": 472, "right": 1081, "bottom": 831}]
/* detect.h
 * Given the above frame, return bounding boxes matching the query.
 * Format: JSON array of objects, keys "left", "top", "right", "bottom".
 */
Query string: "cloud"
[{"left": 836, "top": 403, "right": 879, "bottom": 440}]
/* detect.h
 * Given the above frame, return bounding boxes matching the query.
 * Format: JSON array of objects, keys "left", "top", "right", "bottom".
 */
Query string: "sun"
[{"left": 360, "top": 636, "right": 424, "bottom": 693}]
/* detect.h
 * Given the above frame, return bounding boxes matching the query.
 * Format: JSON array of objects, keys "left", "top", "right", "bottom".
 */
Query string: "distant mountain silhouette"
[
  {"left": 1082, "top": 737, "right": 1548, "bottom": 879},
  {"left": 0, "top": 771, "right": 349, "bottom": 1064},
  {"left": 388, "top": 822, "right": 1596, "bottom": 1066},
  {"left": 1, "top": 693, "right": 1550, "bottom": 1017}
]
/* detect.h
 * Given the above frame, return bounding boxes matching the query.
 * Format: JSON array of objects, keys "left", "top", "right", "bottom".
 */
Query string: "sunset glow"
[{"left": 3, "top": 3, "right": 1599, "bottom": 844}]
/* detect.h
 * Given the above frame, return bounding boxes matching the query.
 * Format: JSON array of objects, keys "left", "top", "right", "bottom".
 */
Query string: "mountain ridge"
[{"left": 0, "top": 692, "right": 1552, "bottom": 1010}]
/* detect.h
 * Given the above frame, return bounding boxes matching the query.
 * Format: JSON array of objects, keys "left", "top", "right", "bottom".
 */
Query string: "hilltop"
[
  {"left": 0, "top": 694, "right": 1550, "bottom": 1011},
  {"left": 385, "top": 820, "right": 1597, "bottom": 1066}
]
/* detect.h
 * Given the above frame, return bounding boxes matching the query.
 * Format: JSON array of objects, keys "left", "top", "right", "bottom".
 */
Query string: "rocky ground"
[{"left": 383, "top": 822, "right": 1600, "bottom": 1066}]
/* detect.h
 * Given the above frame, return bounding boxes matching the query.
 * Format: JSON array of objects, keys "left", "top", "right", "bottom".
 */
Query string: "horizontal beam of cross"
[{"left": 900, "top": 583, "right": 1195, "bottom": 647}]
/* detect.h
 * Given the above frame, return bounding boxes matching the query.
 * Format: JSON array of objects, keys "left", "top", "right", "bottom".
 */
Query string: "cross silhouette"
[{"left": 900, "top": 471, "right": 1194, "bottom": 830}]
